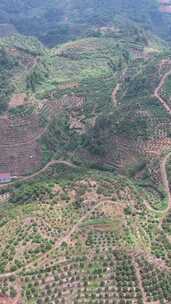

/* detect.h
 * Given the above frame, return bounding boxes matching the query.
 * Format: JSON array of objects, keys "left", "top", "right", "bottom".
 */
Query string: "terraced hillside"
[
  {"left": 1, "top": 2, "right": 171, "bottom": 303},
  {"left": 0, "top": 30, "right": 164, "bottom": 177},
  {"left": 0, "top": 34, "right": 171, "bottom": 304},
  {"left": 0, "top": 168, "right": 171, "bottom": 303}
]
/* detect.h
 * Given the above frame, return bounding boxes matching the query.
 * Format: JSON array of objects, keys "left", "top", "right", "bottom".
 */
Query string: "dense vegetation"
[
  {"left": 0, "top": 48, "right": 18, "bottom": 112},
  {"left": 0, "top": 0, "right": 171, "bottom": 46}
]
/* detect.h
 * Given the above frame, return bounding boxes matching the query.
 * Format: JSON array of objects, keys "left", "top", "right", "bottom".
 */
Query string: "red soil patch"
[
  {"left": 9, "top": 94, "right": 28, "bottom": 109},
  {"left": 0, "top": 114, "right": 42, "bottom": 145},
  {"left": 0, "top": 114, "right": 43, "bottom": 176},
  {"left": 0, "top": 141, "right": 42, "bottom": 176},
  {"left": 143, "top": 138, "right": 171, "bottom": 156}
]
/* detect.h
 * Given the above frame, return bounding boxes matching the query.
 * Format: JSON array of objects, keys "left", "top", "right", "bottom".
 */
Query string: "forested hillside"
[{"left": 0, "top": 0, "right": 171, "bottom": 46}]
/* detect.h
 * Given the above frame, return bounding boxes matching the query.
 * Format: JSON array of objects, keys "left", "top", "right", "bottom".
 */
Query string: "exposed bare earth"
[
  {"left": 154, "top": 69, "right": 171, "bottom": 115},
  {"left": 8, "top": 94, "right": 28, "bottom": 109},
  {"left": 112, "top": 83, "right": 120, "bottom": 106},
  {"left": 0, "top": 114, "right": 43, "bottom": 175}
]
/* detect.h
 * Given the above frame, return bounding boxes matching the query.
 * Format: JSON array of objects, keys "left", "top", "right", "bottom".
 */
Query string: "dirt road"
[
  {"left": 0, "top": 160, "right": 77, "bottom": 189},
  {"left": 154, "top": 67, "right": 171, "bottom": 212},
  {"left": 160, "top": 152, "right": 171, "bottom": 210},
  {"left": 112, "top": 83, "right": 120, "bottom": 106},
  {"left": 154, "top": 69, "right": 171, "bottom": 115}
]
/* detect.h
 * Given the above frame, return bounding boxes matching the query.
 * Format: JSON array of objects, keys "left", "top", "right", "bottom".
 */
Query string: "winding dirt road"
[
  {"left": 160, "top": 152, "right": 171, "bottom": 210},
  {"left": 154, "top": 67, "right": 171, "bottom": 208},
  {"left": 17, "top": 160, "right": 77, "bottom": 181},
  {"left": 0, "top": 160, "right": 77, "bottom": 188},
  {"left": 112, "top": 83, "right": 120, "bottom": 106},
  {"left": 154, "top": 69, "right": 171, "bottom": 115}
]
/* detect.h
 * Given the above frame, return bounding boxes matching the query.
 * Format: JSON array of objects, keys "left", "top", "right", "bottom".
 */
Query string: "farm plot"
[
  {"left": 0, "top": 110, "right": 49, "bottom": 176},
  {"left": 0, "top": 173, "right": 171, "bottom": 303}
]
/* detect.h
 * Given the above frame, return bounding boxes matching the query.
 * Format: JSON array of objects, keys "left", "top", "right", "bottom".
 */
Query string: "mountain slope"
[
  {"left": 0, "top": 1, "right": 171, "bottom": 304},
  {"left": 0, "top": 0, "right": 171, "bottom": 46}
]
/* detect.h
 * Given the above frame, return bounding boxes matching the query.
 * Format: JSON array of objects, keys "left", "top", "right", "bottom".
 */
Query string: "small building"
[{"left": 0, "top": 173, "right": 11, "bottom": 183}]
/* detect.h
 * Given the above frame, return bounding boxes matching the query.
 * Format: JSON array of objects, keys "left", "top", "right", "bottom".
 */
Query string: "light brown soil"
[
  {"left": 57, "top": 82, "right": 80, "bottom": 90},
  {"left": 112, "top": 83, "right": 120, "bottom": 106},
  {"left": 143, "top": 138, "right": 171, "bottom": 156},
  {"left": 8, "top": 94, "right": 28, "bottom": 109},
  {"left": 101, "top": 201, "right": 124, "bottom": 217},
  {"left": 69, "top": 113, "right": 85, "bottom": 133},
  {"left": 154, "top": 68, "right": 171, "bottom": 114},
  {"left": 90, "top": 223, "right": 114, "bottom": 232}
]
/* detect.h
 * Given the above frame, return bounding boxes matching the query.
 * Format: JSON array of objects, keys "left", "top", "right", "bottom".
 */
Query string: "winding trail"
[
  {"left": 17, "top": 160, "right": 77, "bottom": 182},
  {"left": 112, "top": 83, "right": 120, "bottom": 106},
  {"left": 0, "top": 160, "right": 77, "bottom": 188},
  {"left": 154, "top": 69, "right": 171, "bottom": 115},
  {"left": 154, "top": 67, "right": 171, "bottom": 210},
  {"left": 160, "top": 152, "right": 171, "bottom": 210}
]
